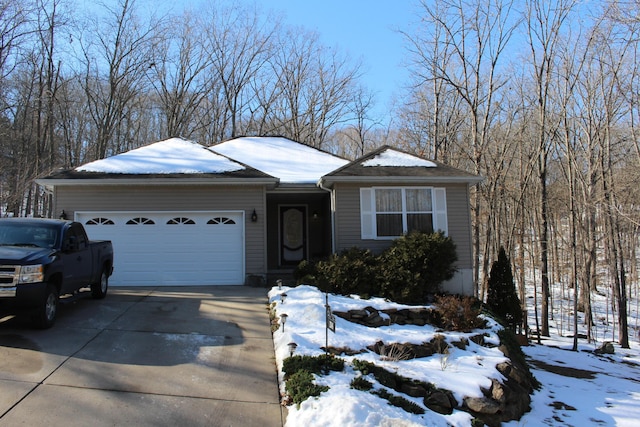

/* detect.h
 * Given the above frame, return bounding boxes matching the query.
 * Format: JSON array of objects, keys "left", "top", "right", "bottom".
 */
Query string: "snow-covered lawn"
[{"left": 269, "top": 285, "right": 640, "bottom": 427}]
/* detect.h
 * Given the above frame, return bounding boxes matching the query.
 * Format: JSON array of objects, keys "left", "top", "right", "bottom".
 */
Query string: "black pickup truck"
[{"left": 0, "top": 218, "right": 113, "bottom": 328}]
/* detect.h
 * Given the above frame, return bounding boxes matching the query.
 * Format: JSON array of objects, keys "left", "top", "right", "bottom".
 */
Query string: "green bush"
[
  {"left": 297, "top": 232, "right": 458, "bottom": 304},
  {"left": 378, "top": 231, "right": 458, "bottom": 303},
  {"left": 372, "top": 389, "right": 425, "bottom": 415},
  {"left": 293, "top": 259, "right": 318, "bottom": 285},
  {"left": 486, "top": 246, "right": 523, "bottom": 332},
  {"left": 351, "top": 359, "right": 434, "bottom": 396},
  {"left": 285, "top": 370, "right": 329, "bottom": 406},
  {"left": 283, "top": 354, "right": 344, "bottom": 378},
  {"left": 315, "top": 247, "right": 379, "bottom": 297},
  {"left": 350, "top": 376, "right": 374, "bottom": 391}
]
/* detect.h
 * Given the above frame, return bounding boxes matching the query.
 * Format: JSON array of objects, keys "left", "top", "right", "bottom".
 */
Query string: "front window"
[
  {"left": 374, "top": 188, "right": 433, "bottom": 237},
  {"left": 361, "top": 187, "right": 445, "bottom": 240},
  {"left": 375, "top": 188, "right": 404, "bottom": 236}
]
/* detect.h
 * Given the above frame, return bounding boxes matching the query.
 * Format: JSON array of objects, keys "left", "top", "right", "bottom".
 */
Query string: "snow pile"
[
  {"left": 362, "top": 149, "right": 437, "bottom": 168},
  {"left": 269, "top": 285, "right": 640, "bottom": 427},
  {"left": 76, "top": 138, "right": 245, "bottom": 174}
]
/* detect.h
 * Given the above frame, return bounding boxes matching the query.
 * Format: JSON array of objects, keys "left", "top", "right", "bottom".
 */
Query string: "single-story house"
[{"left": 37, "top": 136, "right": 482, "bottom": 295}]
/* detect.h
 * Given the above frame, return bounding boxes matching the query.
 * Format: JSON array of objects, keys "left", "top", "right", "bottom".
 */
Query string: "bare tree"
[
  {"left": 0, "top": 0, "right": 32, "bottom": 216},
  {"left": 265, "top": 27, "right": 361, "bottom": 148},
  {"left": 406, "top": 0, "right": 518, "bottom": 296},
  {"left": 201, "top": 2, "right": 278, "bottom": 140},
  {"left": 524, "top": 0, "right": 577, "bottom": 337},
  {"left": 147, "top": 11, "right": 211, "bottom": 139},
  {"left": 78, "top": 0, "right": 159, "bottom": 159},
  {"left": 0, "top": 0, "right": 33, "bottom": 113}
]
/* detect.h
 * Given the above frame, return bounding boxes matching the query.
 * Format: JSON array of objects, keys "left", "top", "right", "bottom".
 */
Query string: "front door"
[{"left": 279, "top": 206, "right": 307, "bottom": 266}]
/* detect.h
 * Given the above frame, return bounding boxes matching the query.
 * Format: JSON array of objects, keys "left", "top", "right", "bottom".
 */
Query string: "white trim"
[
  {"left": 359, "top": 188, "right": 374, "bottom": 239},
  {"left": 433, "top": 188, "right": 448, "bottom": 235}
]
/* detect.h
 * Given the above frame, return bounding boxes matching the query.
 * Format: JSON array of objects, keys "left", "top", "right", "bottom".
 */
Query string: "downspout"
[{"left": 317, "top": 178, "right": 336, "bottom": 254}]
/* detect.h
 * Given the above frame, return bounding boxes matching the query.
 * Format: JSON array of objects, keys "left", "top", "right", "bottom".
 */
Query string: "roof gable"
[
  {"left": 361, "top": 147, "right": 437, "bottom": 168},
  {"left": 210, "top": 136, "right": 349, "bottom": 184},
  {"left": 321, "top": 145, "right": 482, "bottom": 184}
]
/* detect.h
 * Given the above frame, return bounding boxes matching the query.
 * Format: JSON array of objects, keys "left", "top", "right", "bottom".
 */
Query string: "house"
[{"left": 37, "top": 136, "right": 482, "bottom": 295}]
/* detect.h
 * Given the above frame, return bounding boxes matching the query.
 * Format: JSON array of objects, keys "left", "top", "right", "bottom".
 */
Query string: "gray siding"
[
  {"left": 54, "top": 184, "right": 267, "bottom": 279},
  {"left": 333, "top": 182, "right": 473, "bottom": 269}
]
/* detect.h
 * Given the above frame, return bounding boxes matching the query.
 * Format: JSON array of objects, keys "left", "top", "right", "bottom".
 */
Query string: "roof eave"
[
  {"left": 36, "top": 177, "right": 280, "bottom": 187},
  {"left": 319, "top": 175, "right": 484, "bottom": 187}
]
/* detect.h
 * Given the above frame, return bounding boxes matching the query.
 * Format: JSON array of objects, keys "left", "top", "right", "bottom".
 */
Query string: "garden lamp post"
[
  {"left": 287, "top": 342, "right": 298, "bottom": 357},
  {"left": 280, "top": 313, "right": 288, "bottom": 332}
]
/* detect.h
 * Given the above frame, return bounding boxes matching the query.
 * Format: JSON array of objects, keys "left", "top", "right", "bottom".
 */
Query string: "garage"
[{"left": 76, "top": 211, "right": 245, "bottom": 286}]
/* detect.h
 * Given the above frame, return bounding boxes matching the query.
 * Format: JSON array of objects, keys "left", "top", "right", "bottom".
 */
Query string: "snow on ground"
[
  {"left": 269, "top": 285, "right": 640, "bottom": 427},
  {"left": 76, "top": 137, "right": 245, "bottom": 174}
]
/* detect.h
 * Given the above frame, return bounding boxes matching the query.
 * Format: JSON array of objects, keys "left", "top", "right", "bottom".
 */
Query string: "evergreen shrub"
[
  {"left": 379, "top": 231, "right": 457, "bottom": 303},
  {"left": 285, "top": 370, "right": 329, "bottom": 406},
  {"left": 314, "top": 247, "right": 379, "bottom": 297},
  {"left": 486, "top": 246, "right": 523, "bottom": 331},
  {"left": 282, "top": 354, "right": 344, "bottom": 378},
  {"left": 294, "top": 231, "right": 458, "bottom": 304}
]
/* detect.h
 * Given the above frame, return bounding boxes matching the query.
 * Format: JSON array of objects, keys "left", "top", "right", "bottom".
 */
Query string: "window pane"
[
  {"left": 376, "top": 214, "right": 403, "bottom": 236},
  {"left": 407, "top": 213, "right": 434, "bottom": 233},
  {"left": 406, "top": 188, "right": 432, "bottom": 212},
  {"left": 375, "top": 189, "right": 402, "bottom": 212}
]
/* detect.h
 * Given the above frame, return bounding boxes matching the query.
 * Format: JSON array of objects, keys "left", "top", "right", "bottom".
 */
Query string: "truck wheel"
[
  {"left": 32, "top": 284, "right": 59, "bottom": 329},
  {"left": 91, "top": 269, "right": 108, "bottom": 299}
]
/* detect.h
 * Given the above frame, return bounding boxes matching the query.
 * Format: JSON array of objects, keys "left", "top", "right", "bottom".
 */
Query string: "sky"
[{"left": 271, "top": 0, "right": 416, "bottom": 116}]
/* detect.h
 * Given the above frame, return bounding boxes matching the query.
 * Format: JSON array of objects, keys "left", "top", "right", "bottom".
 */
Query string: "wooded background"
[{"left": 0, "top": 0, "right": 638, "bottom": 348}]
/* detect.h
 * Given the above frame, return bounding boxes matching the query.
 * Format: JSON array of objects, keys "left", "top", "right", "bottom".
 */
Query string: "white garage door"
[{"left": 76, "top": 211, "right": 245, "bottom": 286}]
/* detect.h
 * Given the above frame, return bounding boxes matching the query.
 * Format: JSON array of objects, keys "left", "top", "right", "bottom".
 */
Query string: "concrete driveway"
[{"left": 0, "top": 286, "right": 284, "bottom": 426}]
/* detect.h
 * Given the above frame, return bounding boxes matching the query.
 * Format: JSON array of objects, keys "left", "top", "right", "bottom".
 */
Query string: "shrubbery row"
[{"left": 295, "top": 231, "right": 457, "bottom": 304}]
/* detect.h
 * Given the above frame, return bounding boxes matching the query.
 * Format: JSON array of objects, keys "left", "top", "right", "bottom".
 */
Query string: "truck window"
[
  {"left": 63, "top": 224, "right": 88, "bottom": 251},
  {"left": 0, "top": 223, "right": 58, "bottom": 248},
  {"left": 72, "top": 224, "right": 88, "bottom": 250}
]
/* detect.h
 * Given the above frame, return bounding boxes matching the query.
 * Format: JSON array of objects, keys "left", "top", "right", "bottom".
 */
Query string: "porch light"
[
  {"left": 281, "top": 293, "right": 287, "bottom": 304},
  {"left": 280, "top": 313, "right": 288, "bottom": 332},
  {"left": 288, "top": 342, "right": 298, "bottom": 357},
  {"left": 59, "top": 210, "right": 67, "bottom": 220},
  {"left": 251, "top": 209, "right": 258, "bottom": 222}
]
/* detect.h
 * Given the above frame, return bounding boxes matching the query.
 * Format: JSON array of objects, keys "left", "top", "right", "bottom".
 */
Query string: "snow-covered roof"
[
  {"left": 361, "top": 148, "right": 437, "bottom": 167},
  {"left": 76, "top": 138, "right": 245, "bottom": 174},
  {"left": 320, "top": 145, "right": 483, "bottom": 186},
  {"left": 56, "top": 137, "right": 480, "bottom": 187},
  {"left": 210, "top": 136, "right": 349, "bottom": 184}
]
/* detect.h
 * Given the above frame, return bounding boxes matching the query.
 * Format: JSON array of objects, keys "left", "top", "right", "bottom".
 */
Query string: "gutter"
[
  {"left": 317, "top": 178, "right": 337, "bottom": 254},
  {"left": 36, "top": 177, "right": 279, "bottom": 187},
  {"left": 320, "top": 175, "right": 484, "bottom": 186}
]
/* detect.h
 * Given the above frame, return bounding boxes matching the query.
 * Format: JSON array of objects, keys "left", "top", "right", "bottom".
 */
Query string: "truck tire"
[
  {"left": 91, "top": 269, "right": 109, "bottom": 299},
  {"left": 32, "top": 283, "right": 59, "bottom": 329}
]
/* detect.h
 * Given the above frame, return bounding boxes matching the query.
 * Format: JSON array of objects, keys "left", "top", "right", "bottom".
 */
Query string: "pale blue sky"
[{"left": 273, "top": 1, "right": 416, "bottom": 115}]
